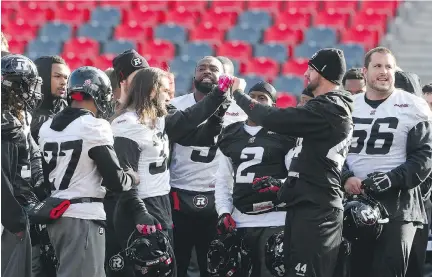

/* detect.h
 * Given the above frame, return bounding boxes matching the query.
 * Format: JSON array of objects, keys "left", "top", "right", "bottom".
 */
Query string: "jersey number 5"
[
  {"left": 349, "top": 117, "right": 399, "bottom": 155},
  {"left": 236, "top": 147, "right": 264, "bottom": 183},
  {"left": 42, "top": 140, "right": 83, "bottom": 190}
]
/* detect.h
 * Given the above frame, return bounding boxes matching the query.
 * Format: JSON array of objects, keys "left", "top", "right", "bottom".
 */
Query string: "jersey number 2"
[
  {"left": 349, "top": 117, "right": 399, "bottom": 155},
  {"left": 43, "top": 140, "right": 83, "bottom": 190},
  {"left": 236, "top": 147, "right": 264, "bottom": 183}
]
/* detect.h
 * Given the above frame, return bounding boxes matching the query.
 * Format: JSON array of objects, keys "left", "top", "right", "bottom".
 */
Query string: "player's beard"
[
  {"left": 367, "top": 77, "right": 394, "bottom": 96},
  {"left": 194, "top": 78, "right": 215, "bottom": 94},
  {"left": 306, "top": 78, "right": 319, "bottom": 95},
  {"left": 152, "top": 96, "right": 168, "bottom": 117}
]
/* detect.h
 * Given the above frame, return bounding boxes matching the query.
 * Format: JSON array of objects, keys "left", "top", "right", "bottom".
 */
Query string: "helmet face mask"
[{"left": 265, "top": 231, "right": 285, "bottom": 277}]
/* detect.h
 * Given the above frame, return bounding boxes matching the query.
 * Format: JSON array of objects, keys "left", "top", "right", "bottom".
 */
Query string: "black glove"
[
  {"left": 252, "top": 176, "right": 282, "bottom": 193},
  {"left": 216, "top": 213, "right": 236, "bottom": 235},
  {"left": 134, "top": 211, "right": 162, "bottom": 235},
  {"left": 361, "top": 172, "right": 392, "bottom": 193}
]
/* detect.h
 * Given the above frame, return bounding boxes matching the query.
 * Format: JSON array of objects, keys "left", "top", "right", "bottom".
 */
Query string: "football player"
[
  {"left": 342, "top": 47, "right": 432, "bottom": 277},
  {"left": 31, "top": 56, "right": 70, "bottom": 144},
  {"left": 215, "top": 81, "right": 295, "bottom": 277},
  {"left": 231, "top": 48, "right": 353, "bottom": 277},
  {"left": 38, "top": 66, "right": 147, "bottom": 277},
  {"left": 342, "top": 68, "right": 366, "bottom": 95},
  {"left": 110, "top": 67, "right": 233, "bottom": 276},
  {"left": 168, "top": 56, "right": 247, "bottom": 277},
  {"left": 2, "top": 54, "right": 43, "bottom": 277}
]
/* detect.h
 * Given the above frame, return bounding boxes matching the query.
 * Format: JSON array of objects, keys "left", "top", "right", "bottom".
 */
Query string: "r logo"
[
  {"left": 193, "top": 195, "right": 208, "bottom": 209},
  {"left": 109, "top": 254, "right": 124, "bottom": 271},
  {"left": 15, "top": 58, "right": 29, "bottom": 71},
  {"left": 131, "top": 57, "right": 143, "bottom": 67}
]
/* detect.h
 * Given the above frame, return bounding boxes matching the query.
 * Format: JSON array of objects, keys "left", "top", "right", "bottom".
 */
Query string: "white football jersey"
[
  {"left": 346, "top": 89, "right": 432, "bottom": 179},
  {"left": 38, "top": 114, "right": 112, "bottom": 220},
  {"left": 169, "top": 93, "right": 247, "bottom": 192},
  {"left": 111, "top": 111, "right": 171, "bottom": 199}
]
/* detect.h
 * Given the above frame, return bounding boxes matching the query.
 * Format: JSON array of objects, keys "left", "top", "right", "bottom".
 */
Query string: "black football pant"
[
  {"left": 406, "top": 204, "right": 431, "bottom": 277},
  {"left": 239, "top": 226, "right": 284, "bottom": 277},
  {"left": 172, "top": 209, "right": 218, "bottom": 277},
  {"left": 284, "top": 204, "right": 343, "bottom": 277},
  {"left": 350, "top": 221, "right": 417, "bottom": 277}
]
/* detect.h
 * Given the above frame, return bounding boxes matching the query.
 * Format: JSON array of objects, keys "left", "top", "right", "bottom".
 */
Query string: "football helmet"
[
  {"left": 35, "top": 224, "right": 59, "bottom": 276},
  {"left": 343, "top": 194, "right": 389, "bottom": 243},
  {"left": 67, "top": 66, "right": 114, "bottom": 119},
  {"left": 265, "top": 231, "right": 285, "bottom": 277},
  {"left": 125, "top": 230, "right": 174, "bottom": 277},
  {"left": 207, "top": 231, "right": 252, "bottom": 277},
  {"left": 1, "top": 54, "right": 43, "bottom": 111}
]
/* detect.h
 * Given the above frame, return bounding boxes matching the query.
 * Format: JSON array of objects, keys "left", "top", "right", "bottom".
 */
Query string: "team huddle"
[{"left": 2, "top": 44, "right": 432, "bottom": 277}]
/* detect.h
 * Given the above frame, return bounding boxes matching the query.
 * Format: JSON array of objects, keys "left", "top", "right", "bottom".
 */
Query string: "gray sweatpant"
[
  {"left": 47, "top": 217, "right": 106, "bottom": 277},
  {"left": 1, "top": 226, "right": 32, "bottom": 277}
]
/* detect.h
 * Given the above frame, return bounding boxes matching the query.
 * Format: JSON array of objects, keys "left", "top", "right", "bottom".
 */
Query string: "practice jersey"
[
  {"left": 346, "top": 89, "right": 431, "bottom": 179},
  {"left": 215, "top": 122, "right": 293, "bottom": 227},
  {"left": 111, "top": 111, "right": 171, "bottom": 199},
  {"left": 169, "top": 93, "right": 247, "bottom": 192},
  {"left": 39, "top": 113, "right": 113, "bottom": 220}
]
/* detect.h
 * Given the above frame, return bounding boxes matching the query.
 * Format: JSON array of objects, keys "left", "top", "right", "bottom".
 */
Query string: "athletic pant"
[
  {"left": 172, "top": 209, "right": 218, "bottom": 277},
  {"left": 284, "top": 204, "right": 343, "bottom": 277},
  {"left": 186, "top": 248, "right": 200, "bottom": 277},
  {"left": 350, "top": 221, "right": 418, "bottom": 277},
  {"left": 47, "top": 217, "right": 106, "bottom": 277},
  {"left": 406, "top": 205, "right": 431, "bottom": 277},
  {"left": 239, "top": 226, "right": 285, "bottom": 277},
  {"left": 1, "top": 225, "right": 32, "bottom": 277}
]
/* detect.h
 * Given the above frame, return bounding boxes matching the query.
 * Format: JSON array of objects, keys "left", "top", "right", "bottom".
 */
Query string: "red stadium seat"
[
  {"left": 322, "top": 1, "right": 358, "bottom": 13},
  {"left": 98, "top": 1, "right": 133, "bottom": 9},
  {"left": 361, "top": 0, "right": 400, "bottom": 16},
  {"left": 93, "top": 54, "right": 116, "bottom": 71},
  {"left": 15, "top": 6, "right": 51, "bottom": 26},
  {"left": 3, "top": 22, "right": 38, "bottom": 41},
  {"left": 125, "top": 9, "right": 165, "bottom": 27},
  {"left": 63, "top": 1, "right": 97, "bottom": 9},
  {"left": 282, "top": 58, "right": 308, "bottom": 76},
  {"left": 217, "top": 41, "right": 252, "bottom": 63},
  {"left": 242, "top": 57, "right": 280, "bottom": 80},
  {"left": 189, "top": 23, "right": 225, "bottom": 45},
  {"left": 352, "top": 11, "right": 388, "bottom": 33},
  {"left": 314, "top": 11, "right": 350, "bottom": 31},
  {"left": 276, "top": 93, "right": 297, "bottom": 108},
  {"left": 115, "top": 23, "right": 153, "bottom": 42},
  {"left": 21, "top": 1, "right": 60, "bottom": 10},
  {"left": 63, "top": 53, "right": 93, "bottom": 71},
  {"left": 285, "top": 1, "right": 320, "bottom": 12},
  {"left": 2, "top": 1, "right": 21, "bottom": 10},
  {"left": 1, "top": 7, "right": 16, "bottom": 21},
  {"left": 247, "top": 1, "right": 283, "bottom": 14},
  {"left": 144, "top": 56, "right": 170, "bottom": 70},
  {"left": 211, "top": 1, "right": 245, "bottom": 12},
  {"left": 54, "top": 4, "right": 90, "bottom": 26},
  {"left": 7, "top": 39, "right": 27, "bottom": 54},
  {"left": 134, "top": 1, "right": 169, "bottom": 11},
  {"left": 63, "top": 37, "right": 100, "bottom": 59},
  {"left": 264, "top": 25, "right": 303, "bottom": 45},
  {"left": 139, "top": 39, "right": 176, "bottom": 60},
  {"left": 274, "top": 11, "right": 312, "bottom": 29},
  {"left": 171, "top": 1, "right": 208, "bottom": 12},
  {"left": 341, "top": 27, "right": 378, "bottom": 50},
  {"left": 201, "top": 9, "right": 238, "bottom": 30},
  {"left": 165, "top": 9, "right": 201, "bottom": 29}
]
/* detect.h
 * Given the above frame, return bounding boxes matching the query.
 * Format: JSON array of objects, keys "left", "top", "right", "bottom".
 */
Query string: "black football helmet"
[
  {"left": 125, "top": 230, "right": 174, "bottom": 277},
  {"left": 67, "top": 66, "right": 114, "bottom": 119},
  {"left": 35, "top": 224, "right": 59, "bottom": 276},
  {"left": 207, "top": 231, "right": 252, "bottom": 277},
  {"left": 343, "top": 194, "right": 389, "bottom": 243},
  {"left": 1, "top": 54, "right": 43, "bottom": 111},
  {"left": 265, "top": 231, "right": 285, "bottom": 277}
]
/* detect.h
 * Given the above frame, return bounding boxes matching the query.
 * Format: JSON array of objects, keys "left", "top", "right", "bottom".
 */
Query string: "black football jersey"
[{"left": 218, "top": 121, "right": 295, "bottom": 214}]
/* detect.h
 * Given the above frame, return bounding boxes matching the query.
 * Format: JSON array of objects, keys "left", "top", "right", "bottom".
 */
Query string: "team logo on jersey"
[
  {"left": 109, "top": 254, "right": 124, "bottom": 271},
  {"left": 98, "top": 227, "right": 104, "bottom": 235},
  {"left": 131, "top": 57, "right": 143, "bottom": 67},
  {"left": 370, "top": 110, "right": 376, "bottom": 115},
  {"left": 193, "top": 195, "right": 208, "bottom": 208},
  {"left": 248, "top": 137, "right": 255, "bottom": 144}
]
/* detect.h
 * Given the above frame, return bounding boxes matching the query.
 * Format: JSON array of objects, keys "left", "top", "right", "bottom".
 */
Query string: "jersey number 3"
[
  {"left": 190, "top": 146, "right": 218, "bottom": 163},
  {"left": 236, "top": 147, "right": 264, "bottom": 183},
  {"left": 42, "top": 140, "right": 83, "bottom": 190},
  {"left": 349, "top": 117, "right": 399, "bottom": 155}
]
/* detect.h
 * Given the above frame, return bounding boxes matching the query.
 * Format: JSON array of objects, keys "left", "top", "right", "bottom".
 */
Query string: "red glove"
[
  {"left": 216, "top": 213, "right": 236, "bottom": 235},
  {"left": 218, "top": 75, "right": 234, "bottom": 93},
  {"left": 252, "top": 176, "right": 283, "bottom": 193}
]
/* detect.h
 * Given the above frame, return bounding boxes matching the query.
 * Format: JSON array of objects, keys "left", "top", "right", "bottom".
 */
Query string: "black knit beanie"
[
  {"left": 249, "top": 81, "right": 277, "bottom": 102},
  {"left": 112, "top": 49, "right": 149, "bottom": 86},
  {"left": 308, "top": 48, "right": 346, "bottom": 85}
]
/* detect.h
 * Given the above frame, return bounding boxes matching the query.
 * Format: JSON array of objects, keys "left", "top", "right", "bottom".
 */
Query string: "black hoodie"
[
  {"left": 30, "top": 57, "right": 68, "bottom": 144},
  {"left": 233, "top": 89, "right": 354, "bottom": 209}
]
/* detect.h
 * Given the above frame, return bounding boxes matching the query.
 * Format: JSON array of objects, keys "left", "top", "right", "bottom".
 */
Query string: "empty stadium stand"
[{"left": 2, "top": 0, "right": 402, "bottom": 104}]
